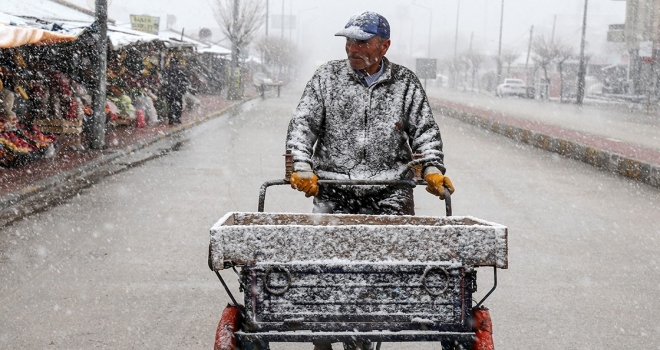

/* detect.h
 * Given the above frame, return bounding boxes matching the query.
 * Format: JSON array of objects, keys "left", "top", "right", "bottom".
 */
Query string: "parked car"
[
  {"left": 496, "top": 78, "right": 533, "bottom": 98},
  {"left": 434, "top": 74, "right": 448, "bottom": 87}
]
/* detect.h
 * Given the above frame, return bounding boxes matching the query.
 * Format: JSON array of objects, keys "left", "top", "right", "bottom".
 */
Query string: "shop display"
[
  {"left": 0, "top": 85, "right": 56, "bottom": 167},
  {"left": 0, "top": 21, "right": 204, "bottom": 168}
]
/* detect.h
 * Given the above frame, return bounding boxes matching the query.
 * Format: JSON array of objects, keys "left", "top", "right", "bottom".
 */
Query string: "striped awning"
[{"left": 0, "top": 23, "right": 77, "bottom": 48}]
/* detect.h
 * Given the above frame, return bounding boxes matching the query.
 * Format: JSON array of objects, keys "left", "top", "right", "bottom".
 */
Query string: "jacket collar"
[{"left": 346, "top": 56, "right": 392, "bottom": 86}]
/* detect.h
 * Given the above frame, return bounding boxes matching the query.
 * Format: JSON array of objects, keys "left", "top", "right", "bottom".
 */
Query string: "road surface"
[{"left": 1, "top": 86, "right": 659, "bottom": 349}]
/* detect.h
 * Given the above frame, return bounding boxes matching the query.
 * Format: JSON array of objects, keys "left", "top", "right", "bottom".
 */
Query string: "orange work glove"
[
  {"left": 290, "top": 171, "right": 319, "bottom": 197},
  {"left": 425, "top": 173, "right": 455, "bottom": 200}
]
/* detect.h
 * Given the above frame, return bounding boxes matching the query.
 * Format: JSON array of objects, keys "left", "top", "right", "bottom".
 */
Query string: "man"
[
  {"left": 162, "top": 56, "right": 189, "bottom": 125},
  {"left": 286, "top": 12, "right": 455, "bottom": 350},
  {"left": 287, "top": 11, "right": 454, "bottom": 218}
]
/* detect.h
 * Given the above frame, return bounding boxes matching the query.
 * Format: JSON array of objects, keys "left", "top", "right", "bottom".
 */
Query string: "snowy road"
[{"left": 1, "top": 85, "right": 659, "bottom": 349}]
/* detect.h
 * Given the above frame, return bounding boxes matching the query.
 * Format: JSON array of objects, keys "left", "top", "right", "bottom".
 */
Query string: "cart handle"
[{"left": 258, "top": 179, "right": 452, "bottom": 216}]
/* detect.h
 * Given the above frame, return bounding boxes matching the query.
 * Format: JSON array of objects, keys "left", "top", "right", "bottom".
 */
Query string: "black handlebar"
[{"left": 258, "top": 179, "right": 452, "bottom": 216}]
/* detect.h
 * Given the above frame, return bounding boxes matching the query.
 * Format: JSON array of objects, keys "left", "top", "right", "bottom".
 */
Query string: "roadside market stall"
[
  {"left": 0, "top": 18, "right": 194, "bottom": 162},
  {"left": 0, "top": 18, "right": 77, "bottom": 166},
  {"left": 195, "top": 45, "right": 231, "bottom": 94},
  {"left": 1, "top": 2, "right": 229, "bottom": 168}
]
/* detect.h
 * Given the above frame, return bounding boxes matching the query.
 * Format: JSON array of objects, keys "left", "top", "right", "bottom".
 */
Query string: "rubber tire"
[{"left": 215, "top": 305, "right": 242, "bottom": 350}]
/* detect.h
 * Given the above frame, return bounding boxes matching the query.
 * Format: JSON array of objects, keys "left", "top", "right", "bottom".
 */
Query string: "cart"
[{"left": 208, "top": 157, "right": 508, "bottom": 350}]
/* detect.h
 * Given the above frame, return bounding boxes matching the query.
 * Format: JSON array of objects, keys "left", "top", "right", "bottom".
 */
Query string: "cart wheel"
[
  {"left": 214, "top": 304, "right": 242, "bottom": 350},
  {"left": 472, "top": 307, "right": 494, "bottom": 350}
]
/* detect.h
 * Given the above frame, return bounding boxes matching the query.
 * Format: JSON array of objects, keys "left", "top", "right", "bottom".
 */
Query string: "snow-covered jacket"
[{"left": 286, "top": 57, "right": 445, "bottom": 182}]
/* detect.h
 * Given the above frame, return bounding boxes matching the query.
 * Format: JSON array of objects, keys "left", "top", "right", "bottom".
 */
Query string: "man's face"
[{"left": 345, "top": 37, "right": 391, "bottom": 71}]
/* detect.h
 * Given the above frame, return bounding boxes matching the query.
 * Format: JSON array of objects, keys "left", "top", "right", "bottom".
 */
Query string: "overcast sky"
[{"left": 72, "top": 0, "right": 626, "bottom": 73}]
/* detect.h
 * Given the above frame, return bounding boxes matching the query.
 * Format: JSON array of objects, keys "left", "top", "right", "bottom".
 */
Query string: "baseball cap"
[{"left": 334, "top": 11, "right": 390, "bottom": 40}]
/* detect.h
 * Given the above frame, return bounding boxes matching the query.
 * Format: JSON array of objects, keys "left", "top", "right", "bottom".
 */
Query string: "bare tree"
[
  {"left": 213, "top": 0, "right": 265, "bottom": 52},
  {"left": 256, "top": 36, "right": 298, "bottom": 73},
  {"left": 501, "top": 50, "right": 520, "bottom": 78},
  {"left": 554, "top": 42, "right": 575, "bottom": 102},
  {"left": 213, "top": 0, "right": 265, "bottom": 99},
  {"left": 531, "top": 35, "right": 558, "bottom": 99}
]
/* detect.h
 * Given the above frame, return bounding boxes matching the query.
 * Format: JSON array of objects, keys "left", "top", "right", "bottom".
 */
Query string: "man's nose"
[{"left": 346, "top": 41, "right": 359, "bottom": 52}]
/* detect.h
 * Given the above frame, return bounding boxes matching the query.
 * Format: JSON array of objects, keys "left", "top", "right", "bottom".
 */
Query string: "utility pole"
[
  {"left": 453, "top": 0, "right": 460, "bottom": 59},
  {"left": 646, "top": 1, "right": 658, "bottom": 113},
  {"left": 469, "top": 32, "right": 473, "bottom": 53},
  {"left": 90, "top": 0, "right": 107, "bottom": 149},
  {"left": 228, "top": 0, "right": 240, "bottom": 100},
  {"left": 413, "top": 1, "right": 433, "bottom": 90},
  {"left": 409, "top": 16, "right": 414, "bottom": 63},
  {"left": 427, "top": 10, "right": 432, "bottom": 60},
  {"left": 551, "top": 15, "right": 557, "bottom": 43},
  {"left": 296, "top": 7, "right": 318, "bottom": 48},
  {"left": 453, "top": 0, "right": 460, "bottom": 89},
  {"left": 263, "top": 0, "right": 268, "bottom": 71},
  {"left": 496, "top": 0, "right": 504, "bottom": 84},
  {"left": 280, "top": 0, "right": 284, "bottom": 39},
  {"left": 466, "top": 31, "right": 473, "bottom": 91},
  {"left": 576, "top": 0, "right": 588, "bottom": 106},
  {"left": 525, "top": 25, "right": 534, "bottom": 86}
]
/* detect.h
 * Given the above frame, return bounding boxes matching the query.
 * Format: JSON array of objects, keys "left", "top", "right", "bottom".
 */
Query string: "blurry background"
[{"left": 67, "top": 0, "right": 627, "bottom": 83}]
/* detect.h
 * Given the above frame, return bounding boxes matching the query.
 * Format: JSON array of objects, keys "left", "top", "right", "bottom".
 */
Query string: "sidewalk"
[
  {"left": 427, "top": 88, "right": 660, "bottom": 189},
  {"left": 0, "top": 93, "right": 253, "bottom": 213}
]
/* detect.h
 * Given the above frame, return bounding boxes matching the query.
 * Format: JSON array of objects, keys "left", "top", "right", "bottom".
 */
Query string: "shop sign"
[
  {"left": 606, "top": 24, "right": 624, "bottom": 43},
  {"left": 639, "top": 41, "right": 653, "bottom": 58},
  {"left": 130, "top": 15, "right": 160, "bottom": 35}
]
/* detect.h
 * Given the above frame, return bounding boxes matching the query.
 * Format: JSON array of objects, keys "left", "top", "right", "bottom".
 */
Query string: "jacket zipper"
[
  {"left": 363, "top": 84, "right": 373, "bottom": 161},
  {"left": 351, "top": 63, "right": 391, "bottom": 162}
]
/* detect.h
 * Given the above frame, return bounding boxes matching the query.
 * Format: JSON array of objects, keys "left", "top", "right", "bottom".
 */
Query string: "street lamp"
[
  {"left": 496, "top": 0, "right": 504, "bottom": 84},
  {"left": 454, "top": 0, "right": 460, "bottom": 60},
  {"left": 296, "top": 7, "right": 318, "bottom": 49},
  {"left": 412, "top": 1, "right": 432, "bottom": 59},
  {"left": 413, "top": 1, "right": 433, "bottom": 90},
  {"left": 91, "top": 0, "right": 108, "bottom": 149},
  {"left": 452, "top": 0, "right": 460, "bottom": 89},
  {"left": 576, "top": 0, "right": 588, "bottom": 105}
]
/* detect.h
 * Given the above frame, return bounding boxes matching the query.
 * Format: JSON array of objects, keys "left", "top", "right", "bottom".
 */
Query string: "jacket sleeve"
[
  {"left": 406, "top": 78, "right": 446, "bottom": 175},
  {"left": 285, "top": 72, "right": 325, "bottom": 168}
]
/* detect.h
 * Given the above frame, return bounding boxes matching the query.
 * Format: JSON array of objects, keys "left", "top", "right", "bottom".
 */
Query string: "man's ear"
[{"left": 380, "top": 39, "right": 391, "bottom": 56}]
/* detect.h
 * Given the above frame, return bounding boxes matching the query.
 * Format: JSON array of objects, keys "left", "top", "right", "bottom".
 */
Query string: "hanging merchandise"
[
  {"left": 14, "top": 40, "right": 91, "bottom": 151},
  {"left": 32, "top": 69, "right": 85, "bottom": 149},
  {"left": 0, "top": 85, "right": 56, "bottom": 167}
]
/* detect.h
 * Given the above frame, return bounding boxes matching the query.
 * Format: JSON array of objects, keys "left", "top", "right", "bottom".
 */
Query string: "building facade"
[{"left": 622, "top": 0, "right": 660, "bottom": 95}]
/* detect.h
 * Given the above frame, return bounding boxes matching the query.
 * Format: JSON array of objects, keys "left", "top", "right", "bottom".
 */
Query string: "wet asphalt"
[{"left": 1, "top": 85, "right": 659, "bottom": 349}]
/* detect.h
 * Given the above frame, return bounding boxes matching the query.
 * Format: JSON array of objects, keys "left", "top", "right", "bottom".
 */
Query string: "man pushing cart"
[
  {"left": 286, "top": 11, "right": 454, "bottom": 217},
  {"left": 208, "top": 11, "right": 507, "bottom": 350}
]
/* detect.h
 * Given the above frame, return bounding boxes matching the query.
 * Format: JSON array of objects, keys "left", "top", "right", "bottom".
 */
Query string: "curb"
[
  {"left": 0, "top": 97, "right": 253, "bottom": 212},
  {"left": 433, "top": 103, "right": 660, "bottom": 189}
]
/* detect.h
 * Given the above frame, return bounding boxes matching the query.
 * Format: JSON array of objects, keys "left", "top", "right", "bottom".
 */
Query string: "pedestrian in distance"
[
  {"left": 285, "top": 11, "right": 455, "bottom": 349},
  {"left": 162, "top": 56, "right": 190, "bottom": 125}
]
